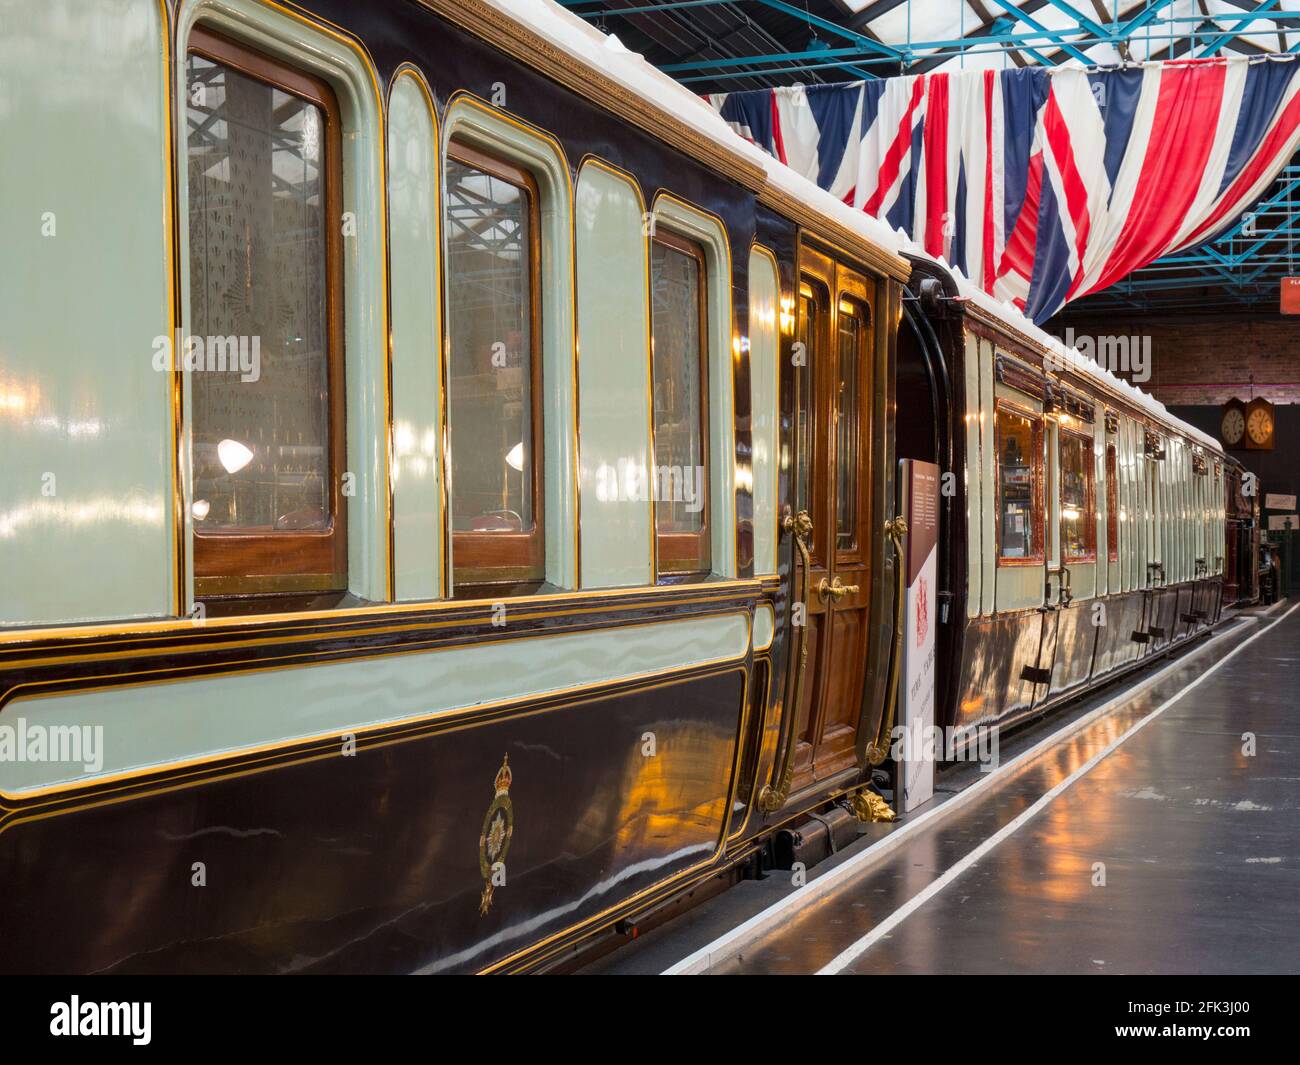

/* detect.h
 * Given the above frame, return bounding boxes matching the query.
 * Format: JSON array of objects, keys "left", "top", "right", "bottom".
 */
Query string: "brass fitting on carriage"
[
  {"left": 783, "top": 508, "right": 813, "bottom": 542},
  {"left": 758, "top": 509, "right": 814, "bottom": 815},
  {"left": 847, "top": 788, "right": 896, "bottom": 823},
  {"left": 818, "top": 576, "right": 859, "bottom": 602},
  {"left": 882, "top": 515, "right": 909, "bottom": 541},
  {"left": 864, "top": 515, "right": 909, "bottom": 769}
]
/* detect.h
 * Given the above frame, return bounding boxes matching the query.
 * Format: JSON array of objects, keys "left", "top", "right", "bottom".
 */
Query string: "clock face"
[
  {"left": 1222, "top": 407, "right": 1245, "bottom": 445},
  {"left": 1247, "top": 406, "right": 1273, "bottom": 445}
]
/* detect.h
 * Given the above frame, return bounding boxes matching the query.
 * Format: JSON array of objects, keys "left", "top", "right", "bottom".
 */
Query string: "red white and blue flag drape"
[{"left": 708, "top": 57, "right": 1300, "bottom": 322}]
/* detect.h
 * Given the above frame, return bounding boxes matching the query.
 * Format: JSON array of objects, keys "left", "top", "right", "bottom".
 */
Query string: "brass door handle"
[
  {"left": 865, "top": 515, "right": 909, "bottom": 767},
  {"left": 759, "top": 509, "right": 814, "bottom": 814},
  {"left": 818, "top": 576, "right": 859, "bottom": 602}
]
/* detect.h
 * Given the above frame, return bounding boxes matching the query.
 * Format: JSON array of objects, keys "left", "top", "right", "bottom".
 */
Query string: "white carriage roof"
[
  {"left": 920, "top": 250, "right": 1222, "bottom": 453},
  {"left": 498, "top": 1, "right": 1221, "bottom": 455},
  {"left": 490, "top": 1, "right": 914, "bottom": 258}
]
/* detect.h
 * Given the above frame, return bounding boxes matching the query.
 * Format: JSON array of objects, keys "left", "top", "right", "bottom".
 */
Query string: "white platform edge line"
[
  {"left": 661, "top": 615, "right": 1258, "bottom": 975},
  {"left": 816, "top": 600, "right": 1300, "bottom": 975},
  {"left": 1259, "top": 596, "right": 1290, "bottom": 617}
]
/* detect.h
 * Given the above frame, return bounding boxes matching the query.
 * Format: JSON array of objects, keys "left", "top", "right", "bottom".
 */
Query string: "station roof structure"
[{"left": 559, "top": 1, "right": 1300, "bottom": 312}]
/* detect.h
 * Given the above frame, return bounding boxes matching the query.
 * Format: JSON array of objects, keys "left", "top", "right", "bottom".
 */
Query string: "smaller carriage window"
[
  {"left": 835, "top": 298, "right": 866, "bottom": 551},
  {"left": 1060, "top": 429, "right": 1096, "bottom": 562},
  {"left": 445, "top": 141, "right": 543, "bottom": 591},
  {"left": 795, "top": 281, "right": 826, "bottom": 526},
  {"left": 1106, "top": 443, "right": 1119, "bottom": 563},
  {"left": 651, "top": 230, "right": 710, "bottom": 578},
  {"left": 995, "top": 403, "right": 1043, "bottom": 564},
  {"left": 795, "top": 287, "right": 818, "bottom": 517}
]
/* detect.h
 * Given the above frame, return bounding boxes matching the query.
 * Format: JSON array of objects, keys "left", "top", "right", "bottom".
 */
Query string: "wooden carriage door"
[{"left": 790, "top": 247, "right": 876, "bottom": 789}]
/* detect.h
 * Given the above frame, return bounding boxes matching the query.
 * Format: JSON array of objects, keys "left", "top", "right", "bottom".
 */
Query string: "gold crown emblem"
[{"left": 493, "top": 755, "right": 512, "bottom": 796}]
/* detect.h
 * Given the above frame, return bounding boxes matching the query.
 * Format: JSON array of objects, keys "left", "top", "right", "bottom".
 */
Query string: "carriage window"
[
  {"left": 1061, "top": 429, "right": 1095, "bottom": 562},
  {"left": 185, "top": 29, "right": 346, "bottom": 598},
  {"left": 836, "top": 298, "right": 866, "bottom": 551},
  {"left": 795, "top": 282, "right": 824, "bottom": 520},
  {"left": 995, "top": 404, "right": 1043, "bottom": 563},
  {"left": 651, "top": 230, "right": 710, "bottom": 578},
  {"left": 1106, "top": 443, "right": 1119, "bottom": 563},
  {"left": 446, "top": 141, "right": 543, "bottom": 590}
]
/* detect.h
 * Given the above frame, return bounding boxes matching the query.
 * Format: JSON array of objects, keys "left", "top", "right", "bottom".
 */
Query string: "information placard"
[{"left": 900, "top": 459, "right": 939, "bottom": 813}]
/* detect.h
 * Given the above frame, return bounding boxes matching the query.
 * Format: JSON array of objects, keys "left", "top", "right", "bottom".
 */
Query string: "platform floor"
[{"left": 589, "top": 600, "right": 1300, "bottom": 975}]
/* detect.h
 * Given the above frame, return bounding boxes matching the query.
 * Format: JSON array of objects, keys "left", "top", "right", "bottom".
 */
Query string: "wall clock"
[
  {"left": 1244, "top": 397, "right": 1276, "bottom": 450},
  {"left": 1220, "top": 398, "right": 1246, "bottom": 448}
]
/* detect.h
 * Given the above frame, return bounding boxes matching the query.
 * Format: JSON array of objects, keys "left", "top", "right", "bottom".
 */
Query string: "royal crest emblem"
[{"left": 478, "top": 755, "right": 514, "bottom": 915}]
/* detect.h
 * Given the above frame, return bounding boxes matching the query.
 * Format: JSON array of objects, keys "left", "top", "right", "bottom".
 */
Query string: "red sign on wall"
[{"left": 1281, "top": 277, "right": 1300, "bottom": 315}]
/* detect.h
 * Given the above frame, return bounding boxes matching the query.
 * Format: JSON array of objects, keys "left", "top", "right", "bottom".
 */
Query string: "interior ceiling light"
[{"left": 217, "top": 438, "right": 254, "bottom": 475}]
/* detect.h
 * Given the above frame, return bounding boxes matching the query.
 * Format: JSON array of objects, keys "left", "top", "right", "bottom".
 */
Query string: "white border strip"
[
  {"left": 662, "top": 616, "right": 1259, "bottom": 974},
  {"left": 817, "top": 600, "right": 1300, "bottom": 975}
]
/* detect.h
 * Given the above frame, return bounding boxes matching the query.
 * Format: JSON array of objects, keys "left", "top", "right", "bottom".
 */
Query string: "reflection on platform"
[{"left": 716, "top": 605, "right": 1300, "bottom": 975}]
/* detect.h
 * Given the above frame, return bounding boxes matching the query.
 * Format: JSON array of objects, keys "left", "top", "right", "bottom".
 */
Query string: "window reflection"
[
  {"left": 795, "top": 285, "right": 822, "bottom": 520},
  {"left": 651, "top": 233, "right": 710, "bottom": 576},
  {"left": 835, "top": 300, "right": 864, "bottom": 551},
  {"left": 446, "top": 149, "right": 536, "bottom": 542},
  {"left": 186, "top": 51, "right": 331, "bottom": 534},
  {"left": 1061, "top": 430, "right": 1093, "bottom": 561},
  {"left": 1106, "top": 443, "right": 1119, "bottom": 562},
  {"left": 997, "top": 406, "right": 1040, "bottom": 561}
]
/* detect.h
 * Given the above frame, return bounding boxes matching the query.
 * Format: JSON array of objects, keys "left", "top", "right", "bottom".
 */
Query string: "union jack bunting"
[{"left": 707, "top": 57, "right": 1300, "bottom": 322}]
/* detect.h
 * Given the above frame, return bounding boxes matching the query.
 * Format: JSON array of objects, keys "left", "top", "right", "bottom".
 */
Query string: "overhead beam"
[
  {"left": 1036, "top": 0, "right": 1110, "bottom": 40},
  {"left": 661, "top": 46, "right": 894, "bottom": 72},
  {"left": 1199, "top": 0, "right": 1284, "bottom": 57},
  {"left": 748, "top": 0, "right": 903, "bottom": 59}
]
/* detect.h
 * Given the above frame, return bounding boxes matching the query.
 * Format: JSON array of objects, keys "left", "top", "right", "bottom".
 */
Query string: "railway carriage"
[
  {"left": 0, "top": 0, "right": 1231, "bottom": 973},
  {"left": 898, "top": 257, "right": 1230, "bottom": 740},
  {"left": 1223, "top": 456, "right": 1262, "bottom": 608}
]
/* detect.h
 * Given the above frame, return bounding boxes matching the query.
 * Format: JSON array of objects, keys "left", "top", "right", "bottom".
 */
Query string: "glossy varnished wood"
[{"left": 788, "top": 243, "right": 878, "bottom": 790}]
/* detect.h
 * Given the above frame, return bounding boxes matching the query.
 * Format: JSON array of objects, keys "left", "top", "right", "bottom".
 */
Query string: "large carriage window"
[
  {"left": 185, "top": 29, "right": 345, "bottom": 597},
  {"left": 1060, "top": 429, "right": 1096, "bottom": 562},
  {"left": 995, "top": 403, "right": 1043, "bottom": 563},
  {"left": 651, "top": 231, "right": 710, "bottom": 578},
  {"left": 446, "top": 141, "right": 543, "bottom": 589},
  {"left": 1106, "top": 443, "right": 1119, "bottom": 563}
]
